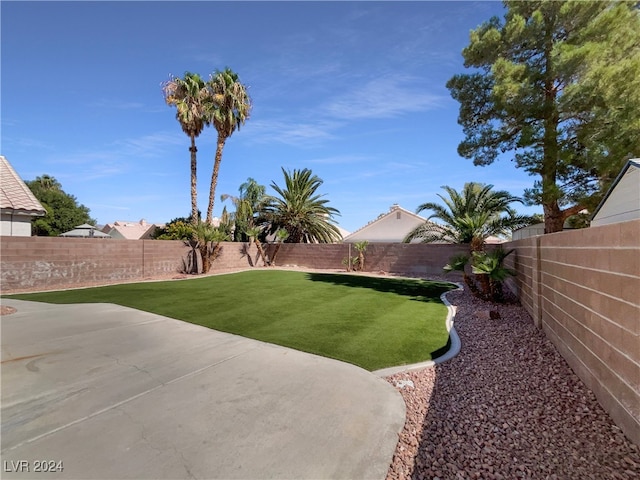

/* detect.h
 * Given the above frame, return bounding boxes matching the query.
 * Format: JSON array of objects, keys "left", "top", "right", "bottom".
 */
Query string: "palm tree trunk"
[
  {"left": 190, "top": 135, "right": 198, "bottom": 224},
  {"left": 271, "top": 244, "right": 281, "bottom": 266},
  {"left": 254, "top": 238, "right": 268, "bottom": 266},
  {"left": 207, "top": 133, "right": 226, "bottom": 224},
  {"left": 200, "top": 242, "right": 211, "bottom": 274}
]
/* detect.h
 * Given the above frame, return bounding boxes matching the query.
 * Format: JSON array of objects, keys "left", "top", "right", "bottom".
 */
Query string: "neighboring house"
[
  {"left": 60, "top": 223, "right": 111, "bottom": 238},
  {"left": 343, "top": 204, "right": 427, "bottom": 243},
  {"left": 591, "top": 159, "right": 640, "bottom": 227},
  {"left": 102, "top": 219, "right": 164, "bottom": 240},
  {"left": 512, "top": 223, "right": 546, "bottom": 240},
  {"left": 0, "top": 155, "right": 46, "bottom": 236}
]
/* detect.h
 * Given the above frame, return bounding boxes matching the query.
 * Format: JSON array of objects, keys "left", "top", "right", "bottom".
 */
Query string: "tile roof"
[
  {"left": 102, "top": 219, "right": 164, "bottom": 240},
  {"left": 0, "top": 156, "right": 46, "bottom": 215}
]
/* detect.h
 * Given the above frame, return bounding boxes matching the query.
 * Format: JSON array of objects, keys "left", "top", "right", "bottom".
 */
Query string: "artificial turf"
[{"left": 5, "top": 270, "right": 456, "bottom": 371}]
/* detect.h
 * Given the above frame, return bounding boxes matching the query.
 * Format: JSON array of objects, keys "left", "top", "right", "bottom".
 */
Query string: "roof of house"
[
  {"left": 102, "top": 219, "right": 164, "bottom": 240},
  {"left": 102, "top": 219, "right": 163, "bottom": 240},
  {"left": 0, "top": 155, "right": 46, "bottom": 216},
  {"left": 60, "top": 224, "right": 112, "bottom": 238},
  {"left": 590, "top": 159, "right": 640, "bottom": 220}
]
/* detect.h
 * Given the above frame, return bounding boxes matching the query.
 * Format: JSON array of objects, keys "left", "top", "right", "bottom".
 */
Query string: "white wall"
[
  {"left": 344, "top": 209, "right": 425, "bottom": 243},
  {"left": 1, "top": 213, "right": 33, "bottom": 236},
  {"left": 592, "top": 165, "right": 640, "bottom": 226}
]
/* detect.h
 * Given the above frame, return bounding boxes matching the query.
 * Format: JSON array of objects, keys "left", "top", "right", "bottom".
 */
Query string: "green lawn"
[{"left": 5, "top": 270, "right": 456, "bottom": 371}]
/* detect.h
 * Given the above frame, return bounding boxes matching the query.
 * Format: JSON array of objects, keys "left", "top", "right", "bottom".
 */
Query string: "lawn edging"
[{"left": 372, "top": 282, "right": 463, "bottom": 377}]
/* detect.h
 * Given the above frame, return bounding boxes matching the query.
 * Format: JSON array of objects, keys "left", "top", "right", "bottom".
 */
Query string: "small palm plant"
[
  {"left": 471, "top": 247, "right": 516, "bottom": 302},
  {"left": 246, "top": 226, "right": 268, "bottom": 267},
  {"left": 443, "top": 253, "right": 478, "bottom": 296},
  {"left": 354, "top": 241, "right": 369, "bottom": 271},
  {"left": 193, "top": 222, "right": 229, "bottom": 273},
  {"left": 444, "top": 247, "right": 515, "bottom": 303},
  {"left": 269, "top": 228, "right": 290, "bottom": 266}
]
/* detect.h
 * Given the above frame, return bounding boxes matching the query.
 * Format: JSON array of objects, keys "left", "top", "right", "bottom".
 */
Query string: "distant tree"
[
  {"left": 447, "top": 1, "right": 640, "bottom": 233},
  {"left": 220, "top": 177, "right": 266, "bottom": 242},
  {"left": 405, "top": 183, "right": 535, "bottom": 251},
  {"left": 204, "top": 68, "right": 252, "bottom": 224},
  {"left": 153, "top": 215, "right": 196, "bottom": 240},
  {"left": 26, "top": 176, "right": 95, "bottom": 236},
  {"left": 261, "top": 168, "right": 341, "bottom": 243},
  {"left": 162, "top": 72, "right": 208, "bottom": 224}
]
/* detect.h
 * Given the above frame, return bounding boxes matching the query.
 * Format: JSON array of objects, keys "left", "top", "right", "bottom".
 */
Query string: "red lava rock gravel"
[{"left": 385, "top": 287, "right": 640, "bottom": 480}]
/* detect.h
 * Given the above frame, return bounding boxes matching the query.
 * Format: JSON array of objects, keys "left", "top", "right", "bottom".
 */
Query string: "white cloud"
[
  {"left": 323, "top": 75, "right": 445, "bottom": 120},
  {"left": 245, "top": 119, "right": 338, "bottom": 147}
]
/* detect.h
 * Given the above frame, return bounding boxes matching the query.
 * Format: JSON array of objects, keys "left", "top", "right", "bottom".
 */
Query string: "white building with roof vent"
[{"left": 343, "top": 204, "right": 427, "bottom": 243}]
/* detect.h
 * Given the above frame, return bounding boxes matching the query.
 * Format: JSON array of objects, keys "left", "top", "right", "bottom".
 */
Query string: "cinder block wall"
[
  {"left": 1, "top": 239, "right": 467, "bottom": 293},
  {"left": 505, "top": 220, "right": 640, "bottom": 445},
  {"left": 0, "top": 236, "right": 189, "bottom": 292},
  {"left": 266, "top": 242, "right": 469, "bottom": 277}
]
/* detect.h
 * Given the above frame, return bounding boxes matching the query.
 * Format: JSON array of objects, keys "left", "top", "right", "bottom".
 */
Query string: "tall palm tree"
[
  {"left": 405, "top": 182, "right": 534, "bottom": 251},
  {"left": 261, "top": 168, "right": 341, "bottom": 243},
  {"left": 204, "top": 68, "right": 252, "bottom": 224},
  {"left": 162, "top": 72, "right": 207, "bottom": 224}
]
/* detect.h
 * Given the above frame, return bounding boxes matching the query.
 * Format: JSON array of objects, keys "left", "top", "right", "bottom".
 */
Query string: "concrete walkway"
[{"left": 1, "top": 299, "right": 405, "bottom": 479}]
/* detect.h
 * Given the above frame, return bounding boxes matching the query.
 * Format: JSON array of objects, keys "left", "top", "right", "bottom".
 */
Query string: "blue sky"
[{"left": 2, "top": 0, "right": 541, "bottom": 233}]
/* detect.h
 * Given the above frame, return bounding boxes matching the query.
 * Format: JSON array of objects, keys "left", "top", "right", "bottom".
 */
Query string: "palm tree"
[
  {"left": 204, "top": 68, "right": 252, "bottom": 224},
  {"left": 261, "top": 168, "right": 341, "bottom": 243},
  {"left": 354, "top": 240, "right": 369, "bottom": 271},
  {"left": 221, "top": 177, "right": 265, "bottom": 241},
  {"left": 34, "top": 175, "right": 61, "bottom": 191},
  {"left": 405, "top": 182, "right": 534, "bottom": 251},
  {"left": 162, "top": 72, "right": 207, "bottom": 224},
  {"left": 471, "top": 247, "right": 516, "bottom": 302},
  {"left": 246, "top": 226, "right": 268, "bottom": 266},
  {"left": 269, "top": 228, "right": 290, "bottom": 266},
  {"left": 192, "top": 221, "right": 230, "bottom": 274}
]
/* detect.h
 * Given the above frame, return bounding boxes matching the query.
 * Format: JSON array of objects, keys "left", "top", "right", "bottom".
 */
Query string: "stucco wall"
[
  {"left": 504, "top": 220, "right": 640, "bottom": 445},
  {"left": 1, "top": 214, "right": 34, "bottom": 237}
]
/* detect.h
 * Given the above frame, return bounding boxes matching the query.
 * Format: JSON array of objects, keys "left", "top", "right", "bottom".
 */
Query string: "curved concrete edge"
[{"left": 372, "top": 282, "right": 464, "bottom": 377}]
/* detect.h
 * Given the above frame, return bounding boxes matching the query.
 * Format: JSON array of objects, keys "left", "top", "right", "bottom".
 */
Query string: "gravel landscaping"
[{"left": 385, "top": 286, "right": 640, "bottom": 480}]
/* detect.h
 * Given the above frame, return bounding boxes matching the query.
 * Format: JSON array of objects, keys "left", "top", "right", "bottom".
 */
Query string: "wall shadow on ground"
[{"left": 305, "top": 273, "right": 455, "bottom": 303}]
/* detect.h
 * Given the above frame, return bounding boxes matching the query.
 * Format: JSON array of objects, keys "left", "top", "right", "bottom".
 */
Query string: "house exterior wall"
[
  {"left": 344, "top": 213, "right": 426, "bottom": 242},
  {"left": 1, "top": 213, "right": 33, "bottom": 237},
  {"left": 504, "top": 220, "right": 640, "bottom": 445},
  {"left": 511, "top": 222, "right": 545, "bottom": 240},
  {"left": 592, "top": 163, "right": 640, "bottom": 226}
]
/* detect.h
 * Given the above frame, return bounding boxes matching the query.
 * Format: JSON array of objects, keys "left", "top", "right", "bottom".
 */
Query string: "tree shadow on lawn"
[{"left": 305, "top": 273, "right": 456, "bottom": 303}]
